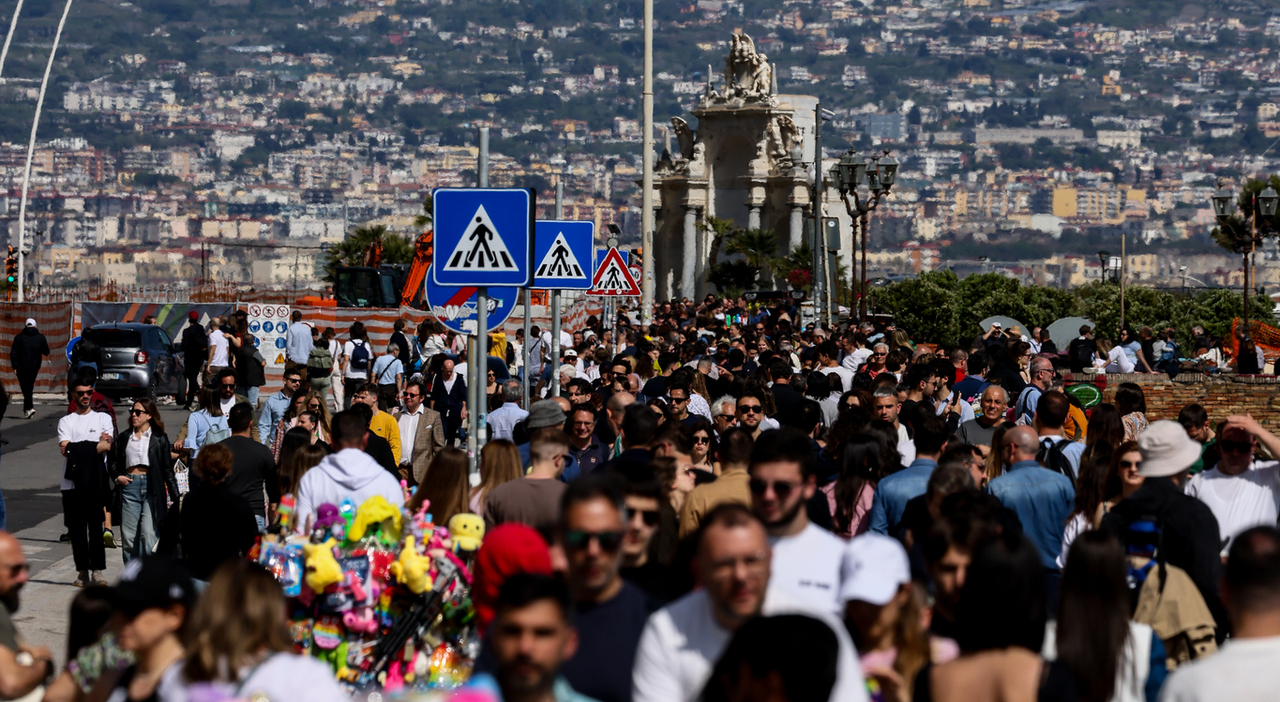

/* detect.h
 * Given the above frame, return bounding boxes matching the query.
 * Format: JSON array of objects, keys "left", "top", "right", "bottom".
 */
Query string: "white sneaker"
[{"left": 23, "top": 409, "right": 34, "bottom": 419}]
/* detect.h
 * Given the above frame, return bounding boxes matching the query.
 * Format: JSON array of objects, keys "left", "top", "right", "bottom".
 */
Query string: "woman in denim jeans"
[{"left": 111, "top": 398, "right": 180, "bottom": 563}]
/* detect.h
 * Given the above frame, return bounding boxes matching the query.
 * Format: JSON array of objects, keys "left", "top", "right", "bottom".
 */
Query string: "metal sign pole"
[
  {"left": 551, "top": 181, "right": 564, "bottom": 398},
  {"left": 474, "top": 287, "right": 488, "bottom": 474},
  {"left": 522, "top": 287, "right": 531, "bottom": 408}
]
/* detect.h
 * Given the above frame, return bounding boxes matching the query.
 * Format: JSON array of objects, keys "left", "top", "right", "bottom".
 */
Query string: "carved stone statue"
[
  {"left": 723, "top": 33, "right": 771, "bottom": 100},
  {"left": 775, "top": 115, "right": 799, "bottom": 155},
  {"left": 768, "top": 115, "right": 801, "bottom": 171},
  {"left": 671, "top": 117, "right": 696, "bottom": 160}
]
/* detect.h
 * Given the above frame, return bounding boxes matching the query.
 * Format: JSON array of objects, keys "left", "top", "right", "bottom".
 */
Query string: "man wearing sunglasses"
[
  {"left": 709, "top": 396, "right": 736, "bottom": 438},
  {"left": 748, "top": 427, "right": 846, "bottom": 615},
  {"left": 257, "top": 368, "right": 303, "bottom": 449},
  {"left": 1186, "top": 414, "right": 1280, "bottom": 552},
  {"left": 1013, "top": 356, "right": 1054, "bottom": 425},
  {"left": 558, "top": 475, "right": 651, "bottom": 702},
  {"left": 734, "top": 390, "right": 766, "bottom": 440},
  {"left": 214, "top": 368, "right": 259, "bottom": 442}
]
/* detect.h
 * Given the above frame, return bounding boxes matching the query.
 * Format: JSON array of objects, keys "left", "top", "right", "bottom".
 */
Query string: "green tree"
[
  {"left": 724, "top": 228, "right": 783, "bottom": 286},
  {"left": 873, "top": 270, "right": 962, "bottom": 347},
  {"left": 321, "top": 225, "right": 413, "bottom": 284},
  {"left": 702, "top": 217, "right": 737, "bottom": 271}
]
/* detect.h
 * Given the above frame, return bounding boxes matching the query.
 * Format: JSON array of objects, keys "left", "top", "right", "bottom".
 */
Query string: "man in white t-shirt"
[
  {"left": 816, "top": 341, "right": 854, "bottom": 393},
  {"left": 1186, "top": 414, "right": 1280, "bottom": 553},
  {"left": 1160, "top": 525, "right": 1280, "bottom": 702},
  {"left": 58, "top": 378, "right": 114, "bottom": 587},
  {"left": 631, "top": 503, "right": 867, "bottom": 702},
  {"left": 206, "top": 319, "right": 230, "bottom": 379},
  {"left": 749, "top": 427, "right": 846, "bottom": 614}
]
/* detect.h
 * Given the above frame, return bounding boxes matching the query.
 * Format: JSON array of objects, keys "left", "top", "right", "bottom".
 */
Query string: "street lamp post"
[
  {"left": 1212, "top": 183, "right": 1278, "bottom": 331},
  {"left": 1179, "top": 266, "right": 1188, "bottom": 296},
  {"left": 830, "top": 149, "right": 897, "bottom": 321}
]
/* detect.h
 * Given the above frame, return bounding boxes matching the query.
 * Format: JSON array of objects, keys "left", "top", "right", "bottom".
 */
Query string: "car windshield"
[{"left": 85, "top": 329, "right": 142, "bottom": 347}]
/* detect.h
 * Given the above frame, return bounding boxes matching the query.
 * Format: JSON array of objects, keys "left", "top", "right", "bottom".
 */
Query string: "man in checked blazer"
[{"left": 397, "top": 378, "right": 446, "bottom": 486}]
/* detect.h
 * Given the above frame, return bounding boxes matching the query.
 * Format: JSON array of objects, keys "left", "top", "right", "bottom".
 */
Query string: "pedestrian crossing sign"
[
  {"left": 432, "top": 188, "right": 532, "bottom": 287},
  {"left": 533, "top": 220, "right": 594, "bottom": 290},
  {"left": 590, "top": 246, "right": 641, "bottom": 296}
]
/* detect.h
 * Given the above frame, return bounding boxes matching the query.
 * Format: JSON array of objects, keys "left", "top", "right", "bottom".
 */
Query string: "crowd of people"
[{"left": 1, "top": 296, "right": 1276, "bottom": 702}]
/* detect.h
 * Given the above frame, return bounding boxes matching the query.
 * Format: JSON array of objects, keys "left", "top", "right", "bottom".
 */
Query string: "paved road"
[{"left": 1, "top": 395, "right": 195, "bottom": 665}]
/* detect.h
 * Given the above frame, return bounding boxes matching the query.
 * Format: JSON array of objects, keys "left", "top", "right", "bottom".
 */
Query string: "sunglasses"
[
  {"left": 670, "top": 396, "right": 688, "bottom": 404},
  {"left": 129, "top": 409, "right": 147, "bottom": 416},
  {"left": 285, "top": 376, "right": 301, "bottom": 383},
  {"left": 563, "top": 530, "right": 624, "bottom": 552},
  {"left": 749, "top": 478, "right": 798, "bottom": 499},
  {"left": 716, "top": 414, "right": 734, "bottom": 421},
  {"left": 308, "top": 403, "right": 322, "bottom": 410},
  {"left": 738, "top": 405, "right": 762, "bottom": 414},
  {"left": 72, "top": 390, "right": 92, "bottom": 397},
  {"left": 694, "top": 435, "right": 710, "bottom": 445},
  {"left": 1221, "top": 440, "right": 1252, "bottom": 454},
  {"left": 221, "top": 383, "right": 237, "bottom": 389},
  {"left": 1119, "top": 460, "right": 1139, "bottom": 469},
  {"left": 629, "top": 509, "right": 660, "bottom": 527}
]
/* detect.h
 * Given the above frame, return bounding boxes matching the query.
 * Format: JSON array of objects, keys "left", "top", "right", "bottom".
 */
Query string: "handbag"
[{"left": 173, "top": 459, "right": 190, "bottom": 495}]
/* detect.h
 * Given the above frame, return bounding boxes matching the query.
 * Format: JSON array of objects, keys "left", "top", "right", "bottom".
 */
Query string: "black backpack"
[
  {"left": 1072, "top": 338, "right": 1094, "bottom": 368},
  {"left": 1036, "top": 438, "right": 1073, "bottom": 477}
]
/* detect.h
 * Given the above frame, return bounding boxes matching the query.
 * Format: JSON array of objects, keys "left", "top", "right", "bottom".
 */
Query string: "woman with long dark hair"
[
  {"left": 1115, "top": 382, "right": 1149, "bottom": 441},
  {"left": 406, "top": 448, "right": 470, "bottom": 526},
  {"left": 1101, "top": 440, "right": 1145, "bottom": 513},
  {"left": 1048, "top": 530, "right": 1167, "bottom": 702},
  {"left": 823, "top": 434, "right": 883, "bottom": 538},
  {"left": 1056, "top": 455, "right": 1110, "bottom": 570},
  {"left": 113, "top": 398, "right": 179, "bottom": 564},
  {"left": 916, "top": 531, "right": 1073, "bottom": 702},
  {"left": 1082, "top": 403, "right": 1124, "bottom": 467}
]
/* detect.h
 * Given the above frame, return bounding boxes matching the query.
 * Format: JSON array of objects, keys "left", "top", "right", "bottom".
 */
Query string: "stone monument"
[{"left": 650, "top": 32, "right": 820, "bottom": 300}]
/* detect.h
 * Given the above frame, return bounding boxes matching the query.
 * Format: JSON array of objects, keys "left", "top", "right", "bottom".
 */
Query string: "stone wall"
[{"left": 1073, "top": 372, "right": 1280, "bottom": 431}]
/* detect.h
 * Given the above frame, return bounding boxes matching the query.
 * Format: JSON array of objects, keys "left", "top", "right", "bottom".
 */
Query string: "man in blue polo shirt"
[{"left": 868, "top": 409, "right": 947, "bottom": 536}]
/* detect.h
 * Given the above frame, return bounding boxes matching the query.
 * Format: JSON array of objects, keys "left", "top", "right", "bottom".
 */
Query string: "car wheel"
[{"left": 145, "top": 374, "right": 159, "bottom": 402}]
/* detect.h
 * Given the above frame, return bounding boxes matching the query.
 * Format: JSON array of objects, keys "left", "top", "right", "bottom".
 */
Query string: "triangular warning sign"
[
  {"left": 443, "top": 204, "right": 519, "bottom": 272},
  {"left": 591, "top": 247, "right": 640, "bottom": 296},
  {"left": 275, "top": 353, "right": 285, "bottom": 364},
  {"left": 535, "top": 232, "right": 586, "bottom": 280}
]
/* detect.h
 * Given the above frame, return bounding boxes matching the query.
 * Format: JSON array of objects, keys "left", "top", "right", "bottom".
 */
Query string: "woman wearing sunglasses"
[
  {"left": 112, "top": 399, "right": 181, "bottom": 563},
  {"left": 1100, "top": 441, "right": 1145, "bottom": 518},
  {"left": 688, "top": 419, "right": 717, "bottom": 475}
]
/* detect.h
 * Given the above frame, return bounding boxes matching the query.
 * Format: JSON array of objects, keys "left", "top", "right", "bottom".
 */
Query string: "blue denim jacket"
[
  {"left": 986, "top": 459, "right": 1075, "bottom": 569},
  {"left": 868, "top": 458, "right": 937, "bottom": 535},
  {"left": 258, "top": 390, "right": 292, "bottom": 446}
]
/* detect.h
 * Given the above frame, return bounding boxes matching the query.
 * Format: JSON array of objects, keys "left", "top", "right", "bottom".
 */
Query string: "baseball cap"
[
  {"left": 1137, "top": 420, "right": 1201, "bottom": 478},
  {"left": 563, "top": 349, "right": 578, "bottom": 358},
  {"left": 526, "top": 399, "right": 567, "bottom": 430},
  {"left": 103, "top": 556, "right": 197, "bottom": 618},
  {"left": 991, "top": 322, "right": 1002, "bottom": 329},
  {"left": 839, "top": 533, "right": 910, "bottom": 606},
  {"left": 23, "top": 318, "right": 35, "bottom": 328},
  {"left": 188, "top": 311, "right": 199, "bottom": 321}
]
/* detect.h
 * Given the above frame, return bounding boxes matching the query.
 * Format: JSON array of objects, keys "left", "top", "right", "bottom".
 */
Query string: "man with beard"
[
  {"left": 557, "top": 476, "right": 651, "bottom": 702},
  {"left": 0, "top": 532, "right": 53, "bottom": 696},
  {"left": 480, "top": 573, "right": 600, "bottom": 702},
  {"left": 748, "top": 427, "right": 846, "bottom": 615}
]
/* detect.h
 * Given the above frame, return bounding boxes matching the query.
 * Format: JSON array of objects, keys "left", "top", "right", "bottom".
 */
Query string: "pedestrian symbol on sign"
[
  {"left": 534, "top": 232, "right": 585, "bottom": 280},
  {"left": 443, "top": 204, "right": 518, "bottom": 272},
  {"left": 590, "top": 247, "right": 640, "bottom": 296}
]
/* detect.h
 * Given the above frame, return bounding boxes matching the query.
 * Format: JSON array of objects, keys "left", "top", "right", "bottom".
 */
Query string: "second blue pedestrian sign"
[{"left": 532, "top": 220, "right": 594, "bottom": 290}]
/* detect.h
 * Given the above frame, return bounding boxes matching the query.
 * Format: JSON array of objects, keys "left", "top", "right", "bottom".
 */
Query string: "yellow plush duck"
[
  {"left": 302, "top": 538, "right": 343, "bottom": 593},
  {"left": 448, "top": 513, "right": 485, "bottom": 554},
  {"left": 390, "top": 536, "right": 433, "bottom": 594}
]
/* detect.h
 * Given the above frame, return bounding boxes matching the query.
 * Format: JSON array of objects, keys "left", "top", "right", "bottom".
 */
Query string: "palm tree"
[
  {"left": 702, "top": 216, "right": 737, "bottom": 269},
  {"left": 725, "top": 228, "right": 782, "bottom": 286},
  {"left": 322, "top": 225, "right": 414, "bottom": 283}
]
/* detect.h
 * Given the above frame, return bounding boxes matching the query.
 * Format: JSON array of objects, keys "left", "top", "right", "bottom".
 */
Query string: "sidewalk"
[{"left": 12, "top": 515, "right": 124, "bottom": 667}]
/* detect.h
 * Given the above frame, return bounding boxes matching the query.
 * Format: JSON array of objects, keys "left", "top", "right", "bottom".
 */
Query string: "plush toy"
[
  {"left": 302, "top": 539, "right": 343, "bottom": 593},
  {"left": 390, "top": 536, "right": 433, "bottom": 594},
  {"left": 348, "top": 495, "right": 403, "bottom": 543},
  {"left": 448, "top": 513, "right": 486, "bottom": 554}
]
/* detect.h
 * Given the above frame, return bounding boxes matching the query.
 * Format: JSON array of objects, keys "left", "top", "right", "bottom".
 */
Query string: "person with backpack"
[
  {"left": 306, "top": 327, "right": 335, "bottom": 406},
  {"left": 1100, "top": 420, "right": 1230, "bottom": 640},
  {"left": 1013, "top": 355, "right": 1054, "bottom": 425},
  {"left": 1066, "top": 325, "right": 1097, "bottom": 374},
  {"left": 176, "top": 386, "right": 231, "bottom": 464},
  {"left": 1034, "top": 391, "right": 1086, "bottom": 479},
  {"left": 340, "top": 321, "right": 372, "bottom": 411}
]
